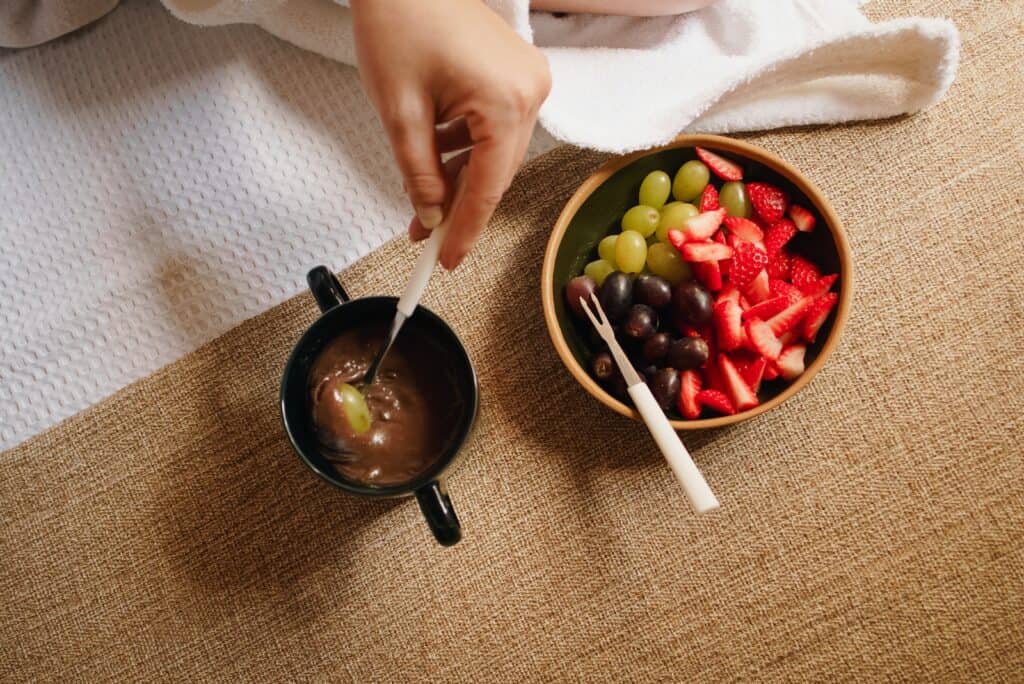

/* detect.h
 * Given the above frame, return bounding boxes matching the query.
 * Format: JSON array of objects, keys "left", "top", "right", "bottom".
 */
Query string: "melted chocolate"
[{"left": 308, "top": 321, "right": 465, "bottom": 487}]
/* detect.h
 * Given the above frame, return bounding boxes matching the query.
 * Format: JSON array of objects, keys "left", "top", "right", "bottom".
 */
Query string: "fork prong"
[
  {"left": 579, "top": 296, "right": 601, "bottom": 330},
  {"left": 590, "top": 292, "right": 611, "bottom": 328}
]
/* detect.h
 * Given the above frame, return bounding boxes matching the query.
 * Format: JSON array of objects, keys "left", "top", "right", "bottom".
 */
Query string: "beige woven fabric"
[{"left": 3, "top": 1, "right": 1023, "bottom": 680}]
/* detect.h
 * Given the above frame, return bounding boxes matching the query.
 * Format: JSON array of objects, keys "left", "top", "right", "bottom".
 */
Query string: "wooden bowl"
[{"left": 541, "top": 134, "right": 852, "bottom": 429}]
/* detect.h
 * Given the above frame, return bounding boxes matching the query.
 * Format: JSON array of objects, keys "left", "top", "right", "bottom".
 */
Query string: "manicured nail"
[{"left": 417, "top": 205, "right": 443, "bottom": 230}]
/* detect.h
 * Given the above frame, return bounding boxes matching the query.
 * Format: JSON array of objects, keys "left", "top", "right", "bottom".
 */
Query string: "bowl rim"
[{"left": 541, "top": 133, "right": 853, "bottom": 430}]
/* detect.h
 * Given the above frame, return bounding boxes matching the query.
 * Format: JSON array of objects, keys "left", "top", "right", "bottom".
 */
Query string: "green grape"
[
  {"left": 646, "top": 243, "right": 692, "bottom": 285},
  {"left": 584, "top": 259, "right": 615, "bottom": 286},
  {"left": 672, "top": 160, "right": 710, "bottom": 202},
  {"left": 646, "top": 234, "right": 659, "bottom": 246},
  {"left": 656, "top": 202, "right": 699, "bottom": 243},
  {"left": 336, "top": 382, "right": 372, "bottom": 434},
  {"left": 621, "top": 205, "right": 660, "bottom": 238},
  {"left": 719, "top": 181, "right": 752, "bottom": 218},
  {"left": 614, "top": 230, "right": 648, "bottom": 274},
  {"left": 598, "top": 234, "right": 618, "bottom": 262},
  {"left": 638, "top": 170, "right": 671, "bottom": 209}
]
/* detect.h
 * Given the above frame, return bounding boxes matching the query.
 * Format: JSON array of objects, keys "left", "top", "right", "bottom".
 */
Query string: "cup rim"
[
  {"left": 540, "top": 134, "right": 853, "bottom": 430},
  {"left": 280, "top": 295, "right": 480, "bottom": 497}
]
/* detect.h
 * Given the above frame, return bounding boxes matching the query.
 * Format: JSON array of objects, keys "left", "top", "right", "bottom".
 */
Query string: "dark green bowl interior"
[{"left": 551, "top": 145, "right": 843, "bottom": 417}]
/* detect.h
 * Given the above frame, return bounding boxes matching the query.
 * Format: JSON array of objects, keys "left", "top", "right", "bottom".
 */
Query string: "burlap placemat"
[{"left": 3, "top": 1, "right": 1023, "bottom": 681}]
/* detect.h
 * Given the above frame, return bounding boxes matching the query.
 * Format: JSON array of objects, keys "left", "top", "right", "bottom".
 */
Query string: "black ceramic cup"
[{"left": 280, "top": 266, "right": 478, "bottom": 546}]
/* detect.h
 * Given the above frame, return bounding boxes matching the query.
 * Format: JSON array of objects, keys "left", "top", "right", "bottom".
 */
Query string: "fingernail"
[{"left": 417, "top": 206, "right": 443, "bottom": 230}]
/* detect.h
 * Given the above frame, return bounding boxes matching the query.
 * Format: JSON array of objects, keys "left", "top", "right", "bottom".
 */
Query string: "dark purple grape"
[
  {"left": 599, "top": 272, "right": 634, "bottom": 322},
  {"left": 672, "top": 281, "right": 713, "bottom": 324},
  {"left": 640, "top": 363, "right": 658, "bottom": 382},
  {"left": 623, "top": 304, "right": 659, "bottom": 340},
  {"left": 564, "top": 275, "right": 597, "bottom": 319},
  {"left": 592, "top": 351, "right": 615, "bottom": 380},
  {"left": 634, "top": 274, "right": 672, "bottom": 310},
  {"left": 667, "top": 337, "right": 709, "bottom": 371},
  {"left": 649, "top": 367, "right": 680, "bottom": 410},
  {"left": 608, "top": 372, "right": 629, "bottom": 401},
  {"left": 642, "top": 332, "right": 672, "bottom": 363}
]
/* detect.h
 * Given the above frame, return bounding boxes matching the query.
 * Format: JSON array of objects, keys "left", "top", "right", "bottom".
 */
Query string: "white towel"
[{"left": 164, "top": 0, "right": 960, "bottom": 152}]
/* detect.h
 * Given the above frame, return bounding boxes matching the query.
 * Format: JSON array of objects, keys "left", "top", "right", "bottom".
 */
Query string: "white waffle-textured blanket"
[{"left": 0, "top": 0, "right": 554, "bottom": 448}]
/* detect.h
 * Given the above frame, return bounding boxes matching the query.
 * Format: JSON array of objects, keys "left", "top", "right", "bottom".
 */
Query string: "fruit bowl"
[{"left": 541, "top": 134, "right": 852, "bottom": 429}]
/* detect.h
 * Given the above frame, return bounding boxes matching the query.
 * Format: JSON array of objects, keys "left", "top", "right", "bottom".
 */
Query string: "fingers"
[
  {"left": 383, "top": 97, "right": 447, "bottom": 230},
  {"left": 408, "top": 151, "right": 470, "bottom": 242},
  {"left": 439, "top": 129, "right": 518, "bottom": 270}
]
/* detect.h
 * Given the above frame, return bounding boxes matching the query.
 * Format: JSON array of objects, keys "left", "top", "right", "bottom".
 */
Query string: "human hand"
[{"left": 351, "top": 0, "right": 551, "bottom": 269}]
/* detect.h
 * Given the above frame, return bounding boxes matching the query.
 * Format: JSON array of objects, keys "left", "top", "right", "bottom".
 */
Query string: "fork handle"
[{"left": 628, "top": 383, "right": 720, "bottom": 514}]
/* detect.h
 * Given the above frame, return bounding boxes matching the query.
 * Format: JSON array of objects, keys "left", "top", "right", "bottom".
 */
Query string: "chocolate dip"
[{"left": 308, "top": 321, "right": 465, "bottom": 486}]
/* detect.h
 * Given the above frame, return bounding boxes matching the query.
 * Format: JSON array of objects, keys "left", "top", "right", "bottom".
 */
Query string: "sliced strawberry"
[
  {"left": 713, "top": 229, "right": 731, "bottom": 276},
  {"left": 745, "top": 318, "right": 781, "bottom": 360},
  {"left": 695, "top": 389, "right": 735, "bottom": 416},
  {"left": 695, "top": 147, "right": 744, "bottom": 181},
  {"left": 713, "top": 299, "right": 744, "bottom": 352},
  {"left": 678, "top": 370, "right": 703, "bottom": 419},
  {"left": 728, "top": 241, "right": 768, "bottom": 289},
  {"left": 740, "top": 356, "right": 768, "bottom": 393},
  {"left": 681, "top": 208, "right": 727, "bottom": 241},
  {"left": 776, "top": 344, "right": 807, "bottom": 380},
  {"left": 743, "top": 295, "right": 788, "bottom": 321},
  {"left": 692, "top": 260, "right": 723, "bottom": 291},
  {"left": 764, "top": 219, "right": 797, "bottom": 254},
  {"left": 746, "top": 182, "right": 789, "bottom": 222},
  {"left": 789, "top": 255, "right": 822, "bottom": 290},
  {"left": 715, "top": 283, "right": 741, "bottom": 306},
  {"left": 766, "top": 249, "right": 791, "bottom": 280},
  {"left": 699, "top": 184, "right": 719, "bottom": 212},
  {"left": 763, "top": 362, "right": 780, "bottom": 381},
  {"left": 766, "top": 296, "right": 814, "bottom": 337},
  {"left": 787, "top": 204, "right": 816, "bottom": 232},
  {"left": 723, "top": 216, "right": 764, "bottom": 243},
  {"left": 802, "top": 292, "right": 838, "bottom": 343},
  {"left": 719, "top": 355, "right": 759, "bottom": 411},
  {"left": 667, "top": 228, "right": 686, "bottom": 253},
  {"left": 769, "top": 279, "right": 804, "bottom": 306},
  {"left": 801, "top": 273, "right": 839, "bottom": 297},
  {"left": 777, "top": 329, "right": 798, "bottom": 347},
  {"left": 743, "top": 269, "right": 770, "bottom": 304},
  {"left": 681, "top": 241, "right": 732, "bottom": 262},
  {"left": 738, "top": 294, "right": 751, "bottom": 311}
]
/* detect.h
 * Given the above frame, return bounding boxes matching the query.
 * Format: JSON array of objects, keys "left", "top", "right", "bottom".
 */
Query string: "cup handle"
[
  {"left": 307, "top": 266, "right": 350, "bottom": 313},
  {"left": 415, "top": 481, "right": 461, "bottom": 546}
]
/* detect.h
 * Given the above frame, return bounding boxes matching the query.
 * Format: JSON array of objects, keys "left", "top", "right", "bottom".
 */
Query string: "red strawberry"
[
  {"left": 723, "top": 216, "right": 764, "bottom": 243},
  {"left": 789, "top": 255, "right": 822, "bottom": 290},
  {"left": 801, "top": 273, "right": 839, "bottom": 297},
  {"left": 667, "top": 228, "right": 686, "bottom": 252},
  {"left": 719, "top": 355, "right": 759, "bottom": 411},
  {"left": 715, "top": 283, "right": 741, "bottom": 306},
  {"left": 746, "top": 182, "right": 789, "bottom": 222},
  {"left": 681, "top": 241, "right": 732, "bottom": 262},
  {"left": 713, "top": 229, "right": 731, "bottom": 276},
  {"left": 713, "top": 299, "right": 744, "bottom": 352},
  {"left": 745, "top": 318, "right": 782, "bottom": 360},
  {"left": 692, "top": 260, "right": 723, "bottom": 291},
  {"left": 681, "top": 208, "right": 727, "bottom": 241},
  {"left": 777, "top": 329, "right": 798, "bottom": 347},
  {"left": 764, "top": 219, "right": 797, "bottom": 254},
  {"left": 743, "top": 295, "right": 788, "bottom": 321},
  {"left": 743, "top": 269, "right": 770, "bottom": 304},
  {"left": 766, "top": 250, "right": 791, "bottom": 280},
  {"left": 728, "top": 241, "right": 768, "bottom": 289},
  {"left": 802, "top": 292, "right": 838, "bottom": 343},
  {"left": 763, "top": 363, "right": 780, "bottom": 381},
  {"left": 770, "top": 279, "right": 804, "bottom": 306},
  {"left": 740, "top": 356, "right": 768, "bottom": 393},
  {"left": 695, "top": 389, "right": 735, "bottom": 416},
  {"left": 766, "top": 296, "right": 814, "bottom": 337},
  {"left": 678, "top": 370, "right": 703, "bottom": 419},
  {"left": 699, "top": 184, "right": 719, "bottom": 212},
  {"left": 787, "top": 204, "right": 816, "bottom": 232},
  {"left": 695, "top": 147, "right": 744, "bottom": 181},
  {"left": 739, "top": 294, "right": 751, "bottom": 311},
  {"left": 776, "top": 344, "right": 807, "bottom": 380}
]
